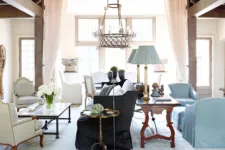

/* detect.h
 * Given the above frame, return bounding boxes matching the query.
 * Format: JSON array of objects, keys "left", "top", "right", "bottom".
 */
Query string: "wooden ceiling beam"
[
  {"left": 200, "top": 5, "right": 225, "bottom": 18},
  {"left": 2, "top": 0, "right": 43, "bottom": 17},
  {"left": 188, "top": 0, "right": 225, "bottom": 17},
  {"left": 0, "top": 5, "right": 31, "bottom": 18}
]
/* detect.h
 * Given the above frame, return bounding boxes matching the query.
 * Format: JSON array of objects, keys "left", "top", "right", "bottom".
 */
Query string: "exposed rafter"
[
  {"left": 188, "top": 0, "right": 225, "bottom": 17},
  {"left": 200, "top": 5, "right": 225, "bottom": 18},
  {"left": 0, "top": 5, "right": 31, "bottom": 18},
  {"left": 2, "top": 0, "right": 43, "bottom": 17}
]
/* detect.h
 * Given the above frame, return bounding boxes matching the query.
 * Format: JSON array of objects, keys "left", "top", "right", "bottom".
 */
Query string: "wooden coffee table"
[
  {"left": 136, "top": 96, "right": 180, "bottom": 148},
  {"left": 18, "top": 102, "right": 71, "bottom": 139}
]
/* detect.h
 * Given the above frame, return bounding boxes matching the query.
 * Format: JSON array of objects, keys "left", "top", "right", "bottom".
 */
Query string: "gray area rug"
[{"left": 0, "top": 106, "right": 223, "bottom": 150}]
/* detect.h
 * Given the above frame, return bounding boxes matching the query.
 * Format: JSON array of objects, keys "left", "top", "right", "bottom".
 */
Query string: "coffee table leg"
[
  {"left": 68, "top": 106, "right": 71, "bottom": 123},
  {"left": 56, "top": 117, "right": 59, "bottom": 139}
]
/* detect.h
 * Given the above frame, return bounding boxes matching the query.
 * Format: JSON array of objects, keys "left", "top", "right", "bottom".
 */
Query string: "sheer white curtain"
[
  {"left": 164, "top": 0, "right": 187, "bottom": 82},
  {"left": 43, "top": 0, "right": 67, "bottom": 84}
]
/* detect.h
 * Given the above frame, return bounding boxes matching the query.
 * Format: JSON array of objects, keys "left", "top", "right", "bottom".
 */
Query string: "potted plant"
[
  {"left": 110, "top": 66, "right": 118, "bottom": 81},
  {"left": 118, "top": 69, "right": 125, "bottom": 81},
  {"left": 37, "top": 83, "right": 61, "bottom": 109}
]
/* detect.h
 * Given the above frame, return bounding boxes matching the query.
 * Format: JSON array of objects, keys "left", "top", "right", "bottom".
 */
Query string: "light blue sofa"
[
  {"left": 168, "top": 83, "right": 198, "bottom": 106},
  {"left": 183, "top": 98, "right": 225, "bottom": 148}
]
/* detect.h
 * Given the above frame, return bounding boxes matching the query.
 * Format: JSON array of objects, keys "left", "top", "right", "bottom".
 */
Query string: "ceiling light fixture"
[{"left": 93, "top": 0, "right": 136, "bottom": 49}]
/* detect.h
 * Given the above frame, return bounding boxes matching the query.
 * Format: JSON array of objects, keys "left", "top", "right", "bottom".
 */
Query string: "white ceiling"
[{"left": 67, "top": 0, "right": 165, "bottom": 16}]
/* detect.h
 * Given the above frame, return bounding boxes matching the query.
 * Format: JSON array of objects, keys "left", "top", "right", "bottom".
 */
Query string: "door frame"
[{"left": 196, "top": 37, "right": 212, "bottom": 97}]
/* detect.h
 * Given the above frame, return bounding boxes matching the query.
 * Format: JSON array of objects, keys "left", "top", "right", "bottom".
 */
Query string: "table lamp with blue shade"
[
  {"left": 132, "top": 45, "right": 161, "bottom": 101},
  {"left": 127, "top": 49, "right": 141, "bottom": 83}
]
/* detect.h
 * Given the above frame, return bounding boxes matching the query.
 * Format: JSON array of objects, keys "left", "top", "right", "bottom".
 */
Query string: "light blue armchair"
[
  {"left": 183, "top": 98, "right": 225, "bottom": 148},
  {"left": 168, "top": 83, "right": 198, "bottom": 106}
]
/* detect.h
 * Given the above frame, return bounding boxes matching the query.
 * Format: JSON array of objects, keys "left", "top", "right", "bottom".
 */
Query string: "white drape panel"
[
  {"left": 43, "top": 0, "right": 67, "bottom": 84},
  {"left": 164, "top": 0, "right": 187, "bottom": 82}
]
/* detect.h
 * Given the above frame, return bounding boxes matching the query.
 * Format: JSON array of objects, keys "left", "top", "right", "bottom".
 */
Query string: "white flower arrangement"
[{"left": 37, "top": 83, "right": 61, "bottom": 97}]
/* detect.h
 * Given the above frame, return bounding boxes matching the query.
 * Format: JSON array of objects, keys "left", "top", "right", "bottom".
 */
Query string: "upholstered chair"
[
  {"left": 13, "top": 77, "right": 43, "bottom": 109},
  {"left": 168, "top": 83, "right": 198, "bottom": 106},
  {"left": 83, "top": 75, "right": 100, "bottom": 107},
  {"left": 59, "top": 71, "right": 82, "bottom": 104},
  {"left": 0, "top": 101, "right": 43, "bottom": 150},
  {"left": 183, "top": 98, "right": 225, "bottom": 148}
]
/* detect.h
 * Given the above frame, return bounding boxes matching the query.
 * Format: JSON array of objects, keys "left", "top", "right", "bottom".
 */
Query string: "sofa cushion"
[
  {"left": 175, "top": 98, "right": 195, "bottom": 106},
  {"left": 172, "top": 106, "right": 185, "bottom": 131},
  {"left": 15, "top": 83, "right": 34, "bottom": 96},
  {"left": 17, "top": 96, "right": 43, "bottom": 105}
]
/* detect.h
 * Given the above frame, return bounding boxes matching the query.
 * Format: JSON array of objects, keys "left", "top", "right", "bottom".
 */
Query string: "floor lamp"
[
  {"left": 127, "top": 49, "right": 140, "bottom": 83},
  {"left": 132, "top": 46, "right": 161, "bottom": 101}
]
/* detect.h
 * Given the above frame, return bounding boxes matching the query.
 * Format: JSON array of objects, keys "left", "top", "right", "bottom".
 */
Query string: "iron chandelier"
[{"left": 93, "top": 0, "right": 136, "bottom": 49}]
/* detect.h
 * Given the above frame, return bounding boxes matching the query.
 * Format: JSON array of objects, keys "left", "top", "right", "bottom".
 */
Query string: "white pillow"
[
  {"left": 109, "top": 85, "right": 124, "bottom": 96},
  {"left": 122, "top": 80, "right": 136, "bottom": 93}
]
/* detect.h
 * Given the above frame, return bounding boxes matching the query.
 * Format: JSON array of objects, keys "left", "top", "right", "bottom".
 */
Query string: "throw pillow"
[
  {"left": 122, "top": 80, "right": 136, "bottom": 94},
  {"left": 109, "top": 85, "right": 124, "bottom": 96},
  {"left": 15, "top": 83, "right": 34, "bottom": 96},
  {"left": 99, "top": 85, "right": 114, "bottom": 96}
]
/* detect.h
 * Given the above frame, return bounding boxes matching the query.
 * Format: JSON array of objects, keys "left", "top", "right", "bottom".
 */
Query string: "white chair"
[
  {"left": 0, "top": 101, "right": 43, "bottom": 150},
  {"left": 83, "top": 75, "right": 99, "bottom": 107},
  {"left": 13, "top": 77, "right": 43, "bottom": 109},
  {"left": 59, "top": 71, "right": 82, "bottom": 105}
]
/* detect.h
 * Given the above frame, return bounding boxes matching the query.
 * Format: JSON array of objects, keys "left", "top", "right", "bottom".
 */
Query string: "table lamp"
[
  {"left": 132, "top": 45, "right": 161, "bottom": 101},
  {"left": 127, "top": 49, "right": 140, "bottom": 83}
]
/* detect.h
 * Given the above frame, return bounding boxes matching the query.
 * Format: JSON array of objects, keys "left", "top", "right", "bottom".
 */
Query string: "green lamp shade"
[
  {"left": 132, "top": 46, "right": 161, "bottom": 65},
  {"left": 127, "top": 49, "right": 137, "bottom": 63}
]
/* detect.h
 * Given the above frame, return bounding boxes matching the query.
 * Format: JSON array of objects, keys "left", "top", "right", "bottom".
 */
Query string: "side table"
[{"left": 80, "top": 108, "right": 120, "bottom": 150}]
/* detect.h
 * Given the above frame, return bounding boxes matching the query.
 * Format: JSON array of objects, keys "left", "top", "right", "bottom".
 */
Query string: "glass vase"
[{"left": 45, "top": 94, "right": 54, "bottom": 109}]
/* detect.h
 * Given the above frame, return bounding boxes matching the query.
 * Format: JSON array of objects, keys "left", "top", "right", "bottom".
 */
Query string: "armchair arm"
[
  {"left": 13, "top": 119, "right": 41, "bottom": 145},
  {"left": 13, "top": 116, "right": 37, "bottom": 126},
  {"left": 190, "top": 88, "right": 198, "bottom": 100}
]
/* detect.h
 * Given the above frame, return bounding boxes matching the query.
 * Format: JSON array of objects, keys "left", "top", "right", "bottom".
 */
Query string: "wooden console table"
[{"left": 136, "top": 97, "right": 180, "bottom": 148}]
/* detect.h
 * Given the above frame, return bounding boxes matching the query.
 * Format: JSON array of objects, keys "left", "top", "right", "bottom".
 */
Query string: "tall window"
[
  {"left": 19, "top": 38, "right": 35, "bottom": 82},
  {"left": 76, "top": 46, "right": 99, "bottom": 75},
  {"left": 75, "top": 17, "right": 156, "bottom": 73},
  {"left": 78, "top": 19, "right": 99, "bottom": 42},
  {"left": 132, "top": 19, "right": 154, "bottom": 41},
  {"left": 105, "top": 48, "right": 126, "bottom": 71}
]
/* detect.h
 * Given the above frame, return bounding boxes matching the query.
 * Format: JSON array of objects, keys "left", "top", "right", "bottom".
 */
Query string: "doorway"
[{"left": 196, "top": 37, "right": 212, "bottom": 98}]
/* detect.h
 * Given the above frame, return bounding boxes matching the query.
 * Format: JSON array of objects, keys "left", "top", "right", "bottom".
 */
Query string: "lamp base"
[
  {"left": 135, "top": 83, "right": 149, "bottom": 99},
  {"left": 142, "top": 96, "right": 150, "bottom": 101}
]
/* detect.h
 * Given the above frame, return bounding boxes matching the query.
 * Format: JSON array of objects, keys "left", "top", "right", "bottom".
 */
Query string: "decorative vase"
[
  {"left": 110, "top": 66, "right": 118, "bottom": 82},
  {"left": 62, "top": 58, "right": 79, "bottom": 73},
  {"left": 107, "top": 71, "right": 113, "bottom": 82},
  {"left": 118, "top": 70, "right": 125, "bottom": 81},
  {"left": 44, "top": 94, "right": 54, "bottom": 109}
]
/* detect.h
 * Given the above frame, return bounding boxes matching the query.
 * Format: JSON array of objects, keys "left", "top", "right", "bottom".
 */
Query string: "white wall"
[
  {"left": 197, "top": 19, "right": 225, "bottom": 97},
  {"left": 0, "top": 19, "right": 13, "bottom": 103},
  {"left": 11, "top": 19, "right": 34, "bottom": 81}
]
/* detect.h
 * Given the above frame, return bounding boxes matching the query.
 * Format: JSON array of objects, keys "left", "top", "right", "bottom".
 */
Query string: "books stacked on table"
[{"left": 153, "top": 96, "right": 171, "bottom": 102}]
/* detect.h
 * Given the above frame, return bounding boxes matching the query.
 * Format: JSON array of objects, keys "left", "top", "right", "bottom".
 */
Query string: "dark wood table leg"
[
  {"left": 56, "top": 117, "right": 59, "bottom": 139},
  {"left": 68, "top": 106, "right": 71, "bottom": 123},
  {"left": 166, "top": 108, "right": 175, "bottom": 148},
  {"left": 140, "top": 108, "right": 150, "bottom": 148}
]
